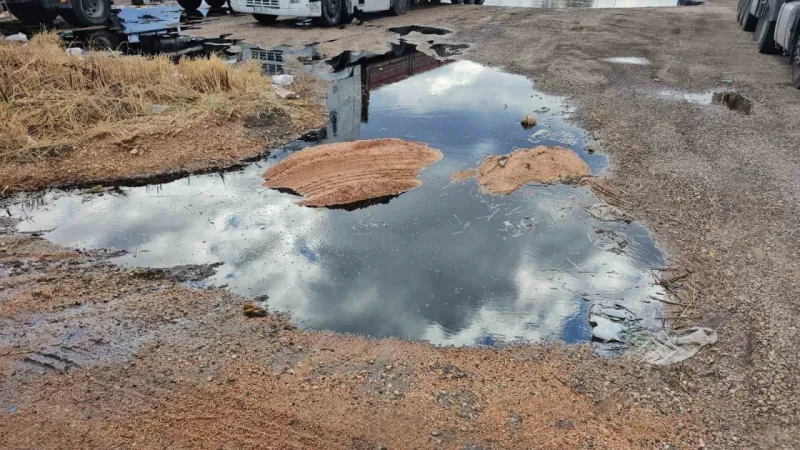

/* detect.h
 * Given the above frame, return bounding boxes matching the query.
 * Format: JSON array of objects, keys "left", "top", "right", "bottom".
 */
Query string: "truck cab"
[{"left": 773, "top": 0, "right": 800, "bottom": 86}]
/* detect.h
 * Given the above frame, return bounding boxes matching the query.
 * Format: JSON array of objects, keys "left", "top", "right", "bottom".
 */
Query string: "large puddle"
[{"left": 12, "top": 46, "right": 666, "bottom": 346}]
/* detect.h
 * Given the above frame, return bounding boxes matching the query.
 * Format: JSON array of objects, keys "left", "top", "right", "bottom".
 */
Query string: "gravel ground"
[
  {"left": 1, "top": 0, "right": 798, "bottom": 448},
  {"left": 188, "top": 2, "right": 800, "bottom": 446}
]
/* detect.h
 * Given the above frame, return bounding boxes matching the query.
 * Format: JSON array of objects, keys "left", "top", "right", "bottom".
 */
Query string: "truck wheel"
[
  {"left": 754, "top": 3, "right": 778, "bottom": 53},
  {"left": 62, "top": 0, "right": 111, "bottom": 26},
  {"left": 316, "top": 0, "right": 343, "bottom": 26},
  {"left": 6, "top": 1, "right": 58, "bottom": 25},
  {"left": 474, "top": 0, "right": 485, "bottom": 4},
  {"left": 206, "top": 0, "right": 226, "bottom": 7},
  {"left": 177, "top": 0, "right": 202, "bottom": 10},
  {"left": 792, "top": 28, "right": 800, "bottom": 88},
  {"left": 450, "top": 0, "right": 463, "bottom": 3},
  {"left": 87, "top": 30, "right": 119, "bottom": 50},
  {"left": 742, "top": 11, "right": 758, "bottom": 31},
  {"left": 390, "top": 0, "right": 410, "bottom": 14},
  {"left": 253, "top": 13, "right": 277, "bottom": 24}
]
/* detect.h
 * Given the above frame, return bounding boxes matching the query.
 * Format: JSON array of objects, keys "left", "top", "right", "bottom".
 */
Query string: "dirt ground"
[{"left": 2, "top": 0, "right": 800, "bottom": 448}]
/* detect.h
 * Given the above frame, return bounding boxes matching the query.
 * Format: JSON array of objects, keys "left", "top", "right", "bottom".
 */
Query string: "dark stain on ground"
[
  {"left": 389, "top": 25, "right": 452, "bottom": 36},
  {"left": 712, "top": 91, "right": 752, "bottom": 114}
]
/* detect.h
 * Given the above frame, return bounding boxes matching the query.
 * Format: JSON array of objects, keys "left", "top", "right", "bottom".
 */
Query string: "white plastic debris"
[
  {"left": 149, "top": 104, "right": 168, "bottom": 114},
  {"left": 5, "top": 33, "right": 28, "bottom": 42},
  {"left": 640, "top": 328, "right": 717, "bottom": 365},
  {"left": 66, "top": 47, "right": 86, "bottom": 57},
  {"left": 589, "top": 315, "right": 625, "bottom": 342},
  {"left": 271, "top": 74, "right": 294, "bottom": 86}
]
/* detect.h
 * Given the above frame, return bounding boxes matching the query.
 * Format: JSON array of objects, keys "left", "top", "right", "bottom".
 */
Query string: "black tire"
[
  {"left": 431, "top": 0, "right": 441, "bottom": 3},
  {"left": 177, "top": 0, "right": 202, "bottom": 9},
  {"left": 743, "top": 12, "right": 758, "bottom": 31},
  {"left": 390, "top": 0, "right": 410, "bottom": 14},
  {"left": 792, "top": 27, "right": 800, "bottom": 88},
  {"left": 6, "top": 1, "right": 58, "bottom": 25},
  {"left": 755, "top": 3, "right": 778, "bottom": 53},
  {"left": 87, "top": 30, "right": 119, "bottom": 50},
  {"left": 206, "top": 0, "right": 226, "bottom": 7},
  {"left": 315, "top": 0, "right": 343, "bottom": 26},
  {"left": 253, "top": 13, "right": 277, "bottom": 24},
  {"left": 450, "top": 0, "right": 463, "bottom": 4},
  {"left": 63, "top": 0, "right": 110, "bottom": 26},
  {"left": 474, "top": 0, "right": 484, "bottom": 4}
]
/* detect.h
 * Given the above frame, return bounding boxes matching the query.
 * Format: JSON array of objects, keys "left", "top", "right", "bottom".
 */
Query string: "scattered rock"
[
  {"left": 243, "top": 303, "right": 268, "bottom": 318},
  {"left": 275, "top": 87, "right": 299, "bottom": 100},
  {"left": 430, "top": 429, "right": 441, "bottom": 436},
  {"left": 129, "top": 149, "right": 139, "bottom": 155},
  {"left": 520, "top": 114, "right": 537, "bottom": 129}
]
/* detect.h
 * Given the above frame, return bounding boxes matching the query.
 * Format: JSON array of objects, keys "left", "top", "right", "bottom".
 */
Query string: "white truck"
[{"left": 229, "top": 0, "right": 410, "bottom": 26}]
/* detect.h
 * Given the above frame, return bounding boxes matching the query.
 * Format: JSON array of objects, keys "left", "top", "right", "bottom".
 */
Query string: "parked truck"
[
  {"left": 3, "top": 0, "right": 112, "bottom": 26},
  {"left": 737, "top": 0, "right": 800, "bottom": 87}
]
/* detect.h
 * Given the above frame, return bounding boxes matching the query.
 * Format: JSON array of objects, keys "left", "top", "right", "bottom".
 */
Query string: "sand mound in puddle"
[
  {"left": 450, "top": 169, "right": 476, "bottom": 183},
  {"left": 262, "top": 138, "right": 442, "bottom": 207},
  {"left": 476, "top": 146, "right": 590, "bottom": 195}
]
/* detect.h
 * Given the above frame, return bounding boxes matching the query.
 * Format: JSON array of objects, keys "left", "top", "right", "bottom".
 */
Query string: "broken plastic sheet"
[{"left": 639, "top": 327, "right": 717, "bottom": 365}]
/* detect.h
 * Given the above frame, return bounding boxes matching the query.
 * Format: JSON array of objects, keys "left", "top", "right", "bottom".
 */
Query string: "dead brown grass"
[{"left": 0, "top": 33, "right": 290, "bottom": 164}]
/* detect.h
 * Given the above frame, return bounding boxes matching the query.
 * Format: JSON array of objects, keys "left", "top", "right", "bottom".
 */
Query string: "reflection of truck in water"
[{"left": 245, "top": 44, "right": 451, "bottom": 141}]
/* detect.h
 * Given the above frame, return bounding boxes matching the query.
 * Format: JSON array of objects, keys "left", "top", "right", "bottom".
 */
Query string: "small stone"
[
  {"left": 520, "top": 114, "right": 537, "bottom": 129},
  {"left": 435, "top": 439, "right": 443, "bottom": 444},
  {"left": 206, "top": 375, "right": 213, "bottom": 382},
  {"left": 275, "top": 87, "right": 299, "bottom": 100},
  {"left": 430, "top": 429, "right": 441, "bottom": 436},
  {"left": 393, "top": 390, "right": 400, "bottom": 396},
  {"left": 129, "top": 149, "right": 138, "bottom": 155},
  {"left": 243, "top": 303, "right": 267, "bottom": 317}
]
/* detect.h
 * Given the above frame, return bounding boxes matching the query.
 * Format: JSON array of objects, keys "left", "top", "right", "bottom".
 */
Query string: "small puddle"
[
  {"left": 601, "top": 56, "right": 651, "bottom": 65},
  {"left": 711, "top": 91, "right": 752, "bottom": 114},
  {"left": 12, "top": 45, "right": 667, "bottom": 347},
  {"left": 431, "top": 43, "right": 470, "bottom": 57}
]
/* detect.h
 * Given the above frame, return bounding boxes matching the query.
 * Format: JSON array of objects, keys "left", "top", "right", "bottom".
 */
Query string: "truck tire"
[
  {"left": 755, "top": 2, "right": 778, "bottom": 53},
  {"left": 253, "top": 13, "right": 277, "bottom": 24},
  {"left": 450, "top": 0, "right": 463, "bottom": 3},
  {"left": 315, "top": 0, "right": 343, "bottom": 26},
  {"left": 792, "top": 28, "right": 800, "bottom": 88},
  {"left": 474, "top": 0, "right": 485, "bottom": 4},
  {"left": 177, "top": 0, "right": 202, "bottom": 10},
  {"left": 206, "top": 0, "right": 226, "bottom": 7},
  {"left": 87, "top": 30, "right": 119, "bottom": 50},
  {"left": 6, "top": 1, "right": 58, "bottom": 25},
  {"left": 390, "top": 0, "right": 410, "bottom": 14},
  {"left": 61, "top": 0, "right": 110, "bottom": 26}
]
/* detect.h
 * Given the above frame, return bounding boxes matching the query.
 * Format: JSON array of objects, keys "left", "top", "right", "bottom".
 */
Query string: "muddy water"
[{"left": 13, "top": 49, "right": 666, "bottom": 346}]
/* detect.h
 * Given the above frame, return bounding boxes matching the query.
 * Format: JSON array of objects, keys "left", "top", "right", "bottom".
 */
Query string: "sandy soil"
[
  {"left": 0, "top": 226, "right": 699, "bottom": 449},
  {"left": 475, "top": 146, "right": 590, "bottom": 194},
  {"left": 262, "top": 138, "right": 442, "bottom": 207},
  {"left": 1, "top": 0, "right": 799, "bottom": 447},
  {"left": 450, "top": 168, "right": 476, "bottom": 183}
]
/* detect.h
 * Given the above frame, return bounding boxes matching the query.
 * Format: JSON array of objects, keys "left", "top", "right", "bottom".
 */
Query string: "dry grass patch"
[{"left": 0, "top": 33, "right": 312, "bottom": 164}]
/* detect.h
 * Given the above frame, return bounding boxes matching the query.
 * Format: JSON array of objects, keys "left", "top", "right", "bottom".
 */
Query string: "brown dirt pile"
[
  {"left": 477, "top": 146, "right": 590, "bottom": 195},
  {"left": 450, "top": 168, "right": 476, "bottom": 183},
  {"left": 262, "top": 138, "right": 442, "bottom": 207}
]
